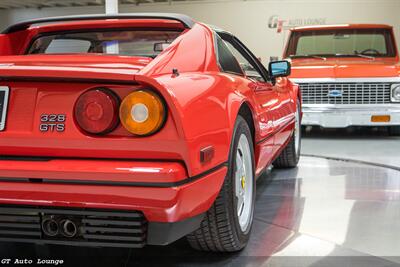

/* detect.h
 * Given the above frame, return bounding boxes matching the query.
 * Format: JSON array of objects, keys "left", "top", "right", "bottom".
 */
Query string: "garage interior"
[{"left": 0, "top": 0, "right": 399, "bottom": 266}]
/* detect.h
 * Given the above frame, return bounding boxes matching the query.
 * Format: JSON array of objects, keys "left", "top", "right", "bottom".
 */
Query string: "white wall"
[{"left": 0, "top": 0, "right": 399, "bottom": 63}]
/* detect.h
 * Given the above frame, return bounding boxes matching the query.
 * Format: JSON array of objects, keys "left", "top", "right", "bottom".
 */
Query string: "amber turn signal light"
[
  {"left": 119, "top": 90, "right": 166, "bottom": 136},
  {"left": 371, "top": 115, "right": 391, "bottom": 123}
]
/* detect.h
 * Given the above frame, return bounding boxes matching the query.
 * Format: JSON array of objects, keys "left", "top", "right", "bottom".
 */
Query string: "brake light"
[{"left": 74, "top": 88, "right": 119, "bottom": 135}]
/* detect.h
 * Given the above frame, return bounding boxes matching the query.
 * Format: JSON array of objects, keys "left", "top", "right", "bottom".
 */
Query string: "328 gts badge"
[{"left": 40, "top": 114, "right": 66, "bottom": 132}]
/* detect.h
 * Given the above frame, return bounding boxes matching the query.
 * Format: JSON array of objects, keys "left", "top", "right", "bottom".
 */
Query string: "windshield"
[
  {"left": 27, "top": 29, "right": 182, "bottom": 58},
  {"left": 285, "top": 28, "right": 396, "bottom": 58}
]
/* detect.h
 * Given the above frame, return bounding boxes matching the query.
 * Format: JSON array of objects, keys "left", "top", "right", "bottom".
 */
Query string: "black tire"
[
  {"left": 186, "top": 115, "right": 255, "bottom": 252},
  {"left": 273, "top": 101, "right": 301, "bottom": 168},
  {"left": 388, "top": 126, "right": 400, "bottom": 136}
]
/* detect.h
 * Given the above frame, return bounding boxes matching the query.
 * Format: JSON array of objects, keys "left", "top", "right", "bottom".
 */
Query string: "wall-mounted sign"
[{"left": 268, "top": 15, "right": 327, "bottom": 33}]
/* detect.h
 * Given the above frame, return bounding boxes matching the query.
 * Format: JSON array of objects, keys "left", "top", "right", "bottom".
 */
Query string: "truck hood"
[
  {"left": 290, "top": 58, "right": 400, "bottom": 79},
  {"left": 0, "top": 54, "right": 153, "bottom": 82}
]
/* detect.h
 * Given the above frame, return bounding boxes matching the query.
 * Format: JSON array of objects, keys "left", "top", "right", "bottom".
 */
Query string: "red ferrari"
[{"left": 0, "top": 13, "right": 301, "bottom": 251}]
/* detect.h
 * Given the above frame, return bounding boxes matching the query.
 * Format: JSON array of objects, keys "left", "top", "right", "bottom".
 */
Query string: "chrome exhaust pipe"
[
  {"left": 42, "top": 219, "right": 59, "bottom": 237},
  {"left": 60, "top": 219, "right": 78, "bottom": 238}
]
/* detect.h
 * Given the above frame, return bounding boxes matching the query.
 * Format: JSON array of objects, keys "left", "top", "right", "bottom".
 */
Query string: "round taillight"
[
  {"left": 74, "top": 88, "right": 119, "bottom": 135},
  {"left": 119, "top": 90, "right": 166, "bottom": 136}
]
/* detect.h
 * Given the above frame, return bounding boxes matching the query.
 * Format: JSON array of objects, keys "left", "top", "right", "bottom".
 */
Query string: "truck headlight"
[{"left": 391, "top": 84, "right": 400, "bottom": 102}]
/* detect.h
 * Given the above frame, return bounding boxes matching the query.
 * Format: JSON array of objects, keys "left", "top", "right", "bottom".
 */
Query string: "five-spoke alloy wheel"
[{"left": 187, "top": 115, "right": 255, "bottom": 252}]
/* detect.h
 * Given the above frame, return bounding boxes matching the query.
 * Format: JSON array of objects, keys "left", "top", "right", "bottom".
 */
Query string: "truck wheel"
[
  {"left": 187, "top": 115, "right": 255, "bottom": 252},
  {"left": 388, "top": 126, "right": 400, "bottom": 136},
  {"left": 273, "top": 101, "right": 301, "bottom": 168}
]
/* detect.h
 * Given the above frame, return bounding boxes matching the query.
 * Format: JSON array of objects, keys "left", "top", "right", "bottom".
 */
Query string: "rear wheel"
[
  {"left": 187, "top": 115, "right": 255, "bottom": 252},
  {"left": 388, "top": 126, "right": 400, "bottom": 136},
  {"left": 273, "top": 101, "right": 301, "bottom": 168}
]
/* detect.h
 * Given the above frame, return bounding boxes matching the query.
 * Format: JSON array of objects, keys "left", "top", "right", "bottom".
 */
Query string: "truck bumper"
[
  {"left": 0, "top": 158, "right": 227, "bottom": 247},
  {"left": 302, "top": 104, "right": 400, "bottom": 128}
]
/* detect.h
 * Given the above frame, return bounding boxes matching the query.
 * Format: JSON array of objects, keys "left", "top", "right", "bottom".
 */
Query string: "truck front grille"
[{"left": 299, "top": 83, "right": 391, "bottom": 104}]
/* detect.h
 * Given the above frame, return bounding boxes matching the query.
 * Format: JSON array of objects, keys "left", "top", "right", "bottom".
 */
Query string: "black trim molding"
[
  {"left": 0, "top": 76, "right": 140, "bottom": 85},
  {"left": 147, "top": 213, "right": 205, "bottom": 245},
  {"left": 0, "top": 162, "right": 228, "bottom": 188},
  {"left": 3, "top": 13, "right": 195, "bottom": 34}
]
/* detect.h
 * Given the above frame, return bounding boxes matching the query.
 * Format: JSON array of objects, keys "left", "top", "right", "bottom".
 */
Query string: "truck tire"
[
  {"left": 273, "top": 101, "right": 301, "bottom": 168},
  {"left": 187, "top": 115, "right": 255, "bottom": 252}
]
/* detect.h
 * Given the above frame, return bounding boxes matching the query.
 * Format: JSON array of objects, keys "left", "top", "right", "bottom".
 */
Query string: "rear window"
[{"left": 27, "top": 30, "right": 182, "bottom": 58}]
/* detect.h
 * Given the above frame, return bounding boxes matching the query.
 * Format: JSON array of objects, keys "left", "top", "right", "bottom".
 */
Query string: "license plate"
[
  {"left": 0, "top": 87, "right": 9, "bottom": 131},
  {"left": 371, "top": 115, "right": 391, "bottom": 123}
]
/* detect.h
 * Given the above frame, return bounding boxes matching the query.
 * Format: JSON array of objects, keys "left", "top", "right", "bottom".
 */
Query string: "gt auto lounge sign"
[{"left": 268, "top": 15, "right": 327, "bottom": 33}]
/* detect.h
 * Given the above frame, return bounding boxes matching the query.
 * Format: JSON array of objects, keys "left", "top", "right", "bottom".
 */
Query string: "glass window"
[
  {"left": 27, "top": 30, "right": 182, "bottom": 58},
  {"left": 44, "top": 39, "right": 92, "bottom": 54},
  {"left": 286, "top": 29, "right": 396, "bottom": 58},
  {"left": 216, "top": 35, "right": 244, "bottom": 75},
  {"left": 223, "top": 40, "right": 264, "bottom": 81}
]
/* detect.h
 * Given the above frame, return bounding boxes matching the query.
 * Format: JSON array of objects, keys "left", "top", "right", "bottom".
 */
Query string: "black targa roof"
[{"left": 2, "top": 13, "right": 195, "bottom": 34}]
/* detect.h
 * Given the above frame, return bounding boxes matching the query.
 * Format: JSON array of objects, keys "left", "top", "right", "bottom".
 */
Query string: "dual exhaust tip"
[{"left": 42, "top": 217, "right": 78, "bottom": 238}]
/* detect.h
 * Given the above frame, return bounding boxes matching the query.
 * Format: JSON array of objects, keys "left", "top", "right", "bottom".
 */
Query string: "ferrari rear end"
[{"left": 0, "top": 14, "right": 227, "bottom": 248}]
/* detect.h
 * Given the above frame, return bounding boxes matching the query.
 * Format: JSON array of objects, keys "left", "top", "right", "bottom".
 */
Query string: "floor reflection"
[
  {"left": 302, "top": 126, "right": 400, "bottom": 169},
  {"left": 1, "top": 156, "right": 400, "bottom": 267}
]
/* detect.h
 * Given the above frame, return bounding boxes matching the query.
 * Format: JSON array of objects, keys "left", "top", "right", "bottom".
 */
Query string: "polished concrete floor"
[
  {"left": 1, "top": 128, "right": 400, "bottom": 267},
  {"left": 302, "top": 127, "right": 400, "bottom": 169}
]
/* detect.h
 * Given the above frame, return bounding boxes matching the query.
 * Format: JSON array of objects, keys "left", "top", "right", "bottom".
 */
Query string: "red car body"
[{"left": 0, "top": 14, "right": 300, "bottom": 247}]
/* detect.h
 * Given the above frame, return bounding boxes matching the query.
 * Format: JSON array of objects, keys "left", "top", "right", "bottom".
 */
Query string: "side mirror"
[{"left": 268, "top": 60, "right": 291, "bottom": 79}]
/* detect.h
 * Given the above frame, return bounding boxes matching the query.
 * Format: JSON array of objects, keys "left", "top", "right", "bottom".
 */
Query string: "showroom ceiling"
[{"left": 0, "top": 0, "right": 210, "bottom": 9}]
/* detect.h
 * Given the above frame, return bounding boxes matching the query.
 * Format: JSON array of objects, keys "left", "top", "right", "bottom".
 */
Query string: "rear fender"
[
  {"left": 140, "top": 73, "right": 254, "bottom": 177},
  {"left": 134, "top": 74, "right": 186, "bottom": 139}
]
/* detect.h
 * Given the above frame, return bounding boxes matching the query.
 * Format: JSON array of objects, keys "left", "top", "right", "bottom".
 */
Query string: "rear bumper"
[
  {"left": 0, "top": 158, "right": 228, "bottom": 246},
  {"left": 302, "top": 104, "right": 400, "bottom": 128},
  {"left": 0, "top": 205, "right": 205, "bottom": 247}
]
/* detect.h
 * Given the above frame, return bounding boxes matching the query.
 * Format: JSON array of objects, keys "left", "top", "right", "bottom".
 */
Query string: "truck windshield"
[
  {"left": 286, "top": 28, "right": 396, "bottom": 58},
  {"left": 26, "top": 29, "right": 182, "bottom": 58}
]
